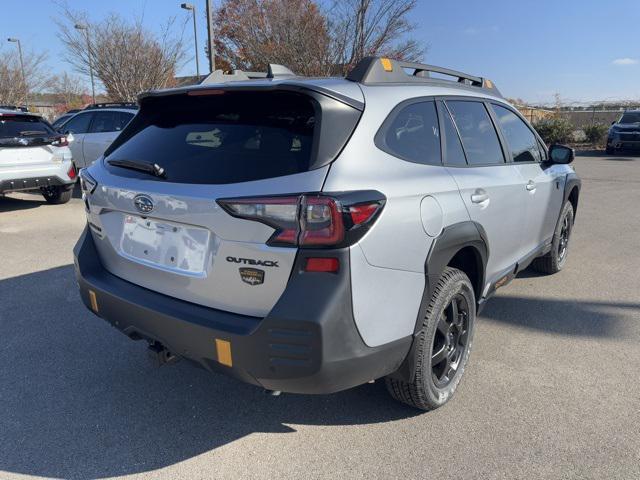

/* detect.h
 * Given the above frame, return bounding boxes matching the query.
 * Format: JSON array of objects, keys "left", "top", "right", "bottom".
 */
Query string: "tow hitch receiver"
[{"left": 147, "top": 341, "right": 180, "bottom": 367}]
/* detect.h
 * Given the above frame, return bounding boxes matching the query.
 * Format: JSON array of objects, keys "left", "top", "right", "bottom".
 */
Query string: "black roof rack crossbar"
[{"left": 346, "top": 57, "right": 502, "bottom": 97}]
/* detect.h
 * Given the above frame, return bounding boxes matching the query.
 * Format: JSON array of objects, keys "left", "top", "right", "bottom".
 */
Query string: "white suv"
[
  {"left": 0, "top": 108, "right": 75, "bottom": 204},
  {"left": 59, "top": 103, "right": 137, "bottom": 168}
]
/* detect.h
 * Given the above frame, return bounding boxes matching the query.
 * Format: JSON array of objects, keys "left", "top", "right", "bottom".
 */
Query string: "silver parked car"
[
  {"left": 0, "top": 108, "right": 76, "bottom": 204},
  {"left": 74, "top": 57, "right": 580, "bottom": 410},
  {"left": 60, "top": 103, "right": 137, "bottom": 168}
]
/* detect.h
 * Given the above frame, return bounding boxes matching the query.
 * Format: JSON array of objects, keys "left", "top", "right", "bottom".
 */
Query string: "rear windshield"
[
  {"left": 0, "top": 115, "right": 55, "bottom": 138},
  {"left": 104, "top": 91, "right": 320, "bottom": 184}
]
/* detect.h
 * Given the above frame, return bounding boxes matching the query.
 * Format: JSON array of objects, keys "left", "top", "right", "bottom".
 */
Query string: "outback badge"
[{"left": 239, "top": 268, "right": 265, "bottom": 286}]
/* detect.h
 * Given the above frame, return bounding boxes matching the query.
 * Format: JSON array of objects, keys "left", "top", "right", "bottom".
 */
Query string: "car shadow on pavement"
[
  {"left": 0, "top": 185, "right": 81, "bottom": 212},
  {"left": 1, "top": 264, "right": 637, "bottom": 479},
  {"left": 0, "top": 195, "right": 44, "bottom": 212},
  {"left": 481, "top": 293, "right": 639, "bottom": 338},
  {"left": 0, "top": 265, "right": 420, "bottom": 480}
]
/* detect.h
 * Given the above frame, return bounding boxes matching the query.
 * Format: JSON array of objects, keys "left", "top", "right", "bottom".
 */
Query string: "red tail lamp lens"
[
  {"left": 299, "top": 197, "right": 344, "bottom": 246},
  {"left": 305, "top": 257, "right": 339, "bottom": 273},
  {"left": 349, "top": 203, "right": 380, "bottom": 225}
]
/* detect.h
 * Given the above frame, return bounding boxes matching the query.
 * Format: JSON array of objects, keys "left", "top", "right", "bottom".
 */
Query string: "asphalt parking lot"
[{"left": 0, "top": 152, "right": 638, "bottom": 480}]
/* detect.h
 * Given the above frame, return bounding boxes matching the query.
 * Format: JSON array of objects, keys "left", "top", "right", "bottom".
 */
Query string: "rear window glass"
[
  {"left": 379, "top": 100, "right": 441, "bottom": 165},
  {"left": 0, "top": 116, "right": 55, "bottom": 138},
  {"left": 105, "top": 91, "right": 318, "bottom": 184}
]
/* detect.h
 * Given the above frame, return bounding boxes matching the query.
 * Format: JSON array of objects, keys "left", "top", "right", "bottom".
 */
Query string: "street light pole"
[
  {"left": 74, "top": 24, "right": 96, "bottom": 104},
  {"left": 7, "top": 38, "right": 28, "bottom": 110},
  {"left": 206, "top": 0, "right": 215, "bottom": 72},
  {"left": 181, "top": 3, "right": 200, "bottom": 77}
]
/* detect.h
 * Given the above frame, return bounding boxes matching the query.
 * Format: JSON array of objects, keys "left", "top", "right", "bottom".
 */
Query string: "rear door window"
[
  {"left": 491, "top": 104, "right": 541, "bottom": 163},
  {"left": 63, "top": 112, "right": 93, "bottom": 134},
  {"left": 105, "top": 91, "right": 322, "bottom": 184},
  {"left": 378, "top": 100, "right": 442, "bottom": 165},
  {"left": 446, "top": 100, "right": 505, "bottom": 166}
]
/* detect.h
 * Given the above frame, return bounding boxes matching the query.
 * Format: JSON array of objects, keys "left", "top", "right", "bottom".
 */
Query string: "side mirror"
[{"left": 549, "top": 144, "right": 574, "bottom": 164}]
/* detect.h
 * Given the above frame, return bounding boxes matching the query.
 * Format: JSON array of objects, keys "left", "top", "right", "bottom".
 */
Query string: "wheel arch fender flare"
[
  {"left": 563, "top": 172, "right": 581, "bottom": 218},
  {"left": 389, "top": 221, "right": 488, "bottom": 383}
]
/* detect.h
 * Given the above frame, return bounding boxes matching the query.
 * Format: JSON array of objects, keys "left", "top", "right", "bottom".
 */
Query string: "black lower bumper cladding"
[
  {"left": 0, "top": 175, "right": 73, "bottom": 194},
  {"left": 73, "top": 227, "right": 411, "bottom": 394}
]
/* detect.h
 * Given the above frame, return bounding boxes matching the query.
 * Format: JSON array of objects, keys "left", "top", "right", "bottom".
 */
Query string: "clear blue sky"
[{"left": 1, "top": 0, "right": 638, "bottom": 104}]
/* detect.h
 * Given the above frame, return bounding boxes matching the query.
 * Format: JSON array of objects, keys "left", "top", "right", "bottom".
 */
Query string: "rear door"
[
  {"left": 85, "top": 89, "right": 361, "bottom": 317},
  {"left": 490, "top": 103, "right": 565, "bottom": 253},
  {"left": 62, "top": 111, "right": 93, "bottom": 167},
  {"left": 83, "top": 110, "right": 135, "bottom": 166},
  {"left": 442, "top": 99, "right": 528, "bottom": 284}
]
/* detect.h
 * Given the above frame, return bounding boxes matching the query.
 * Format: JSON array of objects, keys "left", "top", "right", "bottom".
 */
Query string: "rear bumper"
[
  {"left": 73, "top": 227, "right": 411, "bottom": 394},
  {"left": 0, "top": 162, "right": 75, "bottom": 194}
]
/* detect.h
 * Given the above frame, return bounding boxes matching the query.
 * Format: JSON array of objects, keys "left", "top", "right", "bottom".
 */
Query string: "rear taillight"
[
  {"left": 67, "top": 165, "right": 77, "bottom": 180},
  {"left": 218, "top": 191, "right": 385, "bottom": 248},
  {"left": 52, "top": 135, "right": 69, "bottom": 147}
]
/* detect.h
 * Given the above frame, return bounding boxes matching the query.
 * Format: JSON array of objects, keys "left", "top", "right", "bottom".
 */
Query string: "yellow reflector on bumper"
[
  {"left": 215, "top": 339, "right": 233, "bottom": 367},
  {"left": 380, "top": 58, "right": 393, "bottom": 72},
  {"left": 88, "top": 290, "right": 99, "bottom": 312}
]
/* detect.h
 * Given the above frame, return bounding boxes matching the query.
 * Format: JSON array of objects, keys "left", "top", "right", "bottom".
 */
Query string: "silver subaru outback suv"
[{"left": 74, "top": 57, "right": 580, "bottom": 410}]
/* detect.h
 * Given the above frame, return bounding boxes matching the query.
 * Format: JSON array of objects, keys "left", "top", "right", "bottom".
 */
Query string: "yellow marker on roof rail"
[
  {"left": 380, "top": 58, "right": 393, "bottom": 72},
  {"left": 485, "top": 79, "right": 494, "bottom": 89}
]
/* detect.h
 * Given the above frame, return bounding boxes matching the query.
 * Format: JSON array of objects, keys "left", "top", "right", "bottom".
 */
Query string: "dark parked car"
[{"left": 606, "top": 110, "right": 640, "bottom": 154}]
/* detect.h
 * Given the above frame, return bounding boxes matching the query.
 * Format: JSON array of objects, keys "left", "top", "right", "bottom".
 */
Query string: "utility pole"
[
  {"left": 7, "top": 38, "right": 28, "bottom": 109},
  {"left": 206, "top": 0, "right": 215, "bottom": 72},
  {"left": 74, "top": 24, "right": 96, "bottom": 104}
]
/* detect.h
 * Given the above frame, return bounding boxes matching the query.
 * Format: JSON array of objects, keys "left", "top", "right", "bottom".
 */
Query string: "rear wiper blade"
[{"left": 107, "top": 159, "right": 166, "bottom": 178}]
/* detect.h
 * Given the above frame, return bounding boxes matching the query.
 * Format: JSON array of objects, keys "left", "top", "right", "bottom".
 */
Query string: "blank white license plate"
[{"left": 120, "top": 215, "right": 210, "bottom": 275}]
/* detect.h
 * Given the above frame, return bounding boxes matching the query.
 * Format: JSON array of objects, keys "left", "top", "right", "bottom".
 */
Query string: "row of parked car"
[{"left": 0, "top": 102, "right": 137, "bottom": 204}]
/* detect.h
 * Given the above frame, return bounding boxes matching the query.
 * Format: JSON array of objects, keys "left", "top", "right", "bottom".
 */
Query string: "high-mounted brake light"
[{"left": 218, "top": 192, "right": 385, "bottom": 248}]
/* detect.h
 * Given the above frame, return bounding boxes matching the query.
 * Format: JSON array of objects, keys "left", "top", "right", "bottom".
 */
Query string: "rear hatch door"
[{"left": 86, "top": 87, "right": 362, "bottom": 317}]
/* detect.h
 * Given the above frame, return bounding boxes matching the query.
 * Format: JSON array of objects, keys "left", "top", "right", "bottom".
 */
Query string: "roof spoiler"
[
  {"left": 346, "top": 57, "right": 502, "bottom": 97},
  {"left": 201, "top": 64, "right": 296, "bottom": 84}
]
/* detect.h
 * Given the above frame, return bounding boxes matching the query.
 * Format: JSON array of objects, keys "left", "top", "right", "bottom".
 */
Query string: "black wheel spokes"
[
  {"left": 558, "top": 214, "right": 571, "bottom": 260},
  {"left": 431, "top": 294, "right": 470, "bottom": 388}
]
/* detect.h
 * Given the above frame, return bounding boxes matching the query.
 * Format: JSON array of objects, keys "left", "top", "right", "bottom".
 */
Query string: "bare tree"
[
  {"left": 0, "top": 48, "right": 49, "bottom": 106},
  {"left": 49, "top": 72, "right": 87, "bottom": 109},
  {"left": 213, "top": 0, "right": 424, "bottom": 76},
  {"left": 214, "top": 0, "right": 332, "bottom": 76},
  {"left": 56, "top": 7, "right": 187, "bottom": 101},
  {"left": 327, "top": 0, "right": 425, "bottom": 75}
]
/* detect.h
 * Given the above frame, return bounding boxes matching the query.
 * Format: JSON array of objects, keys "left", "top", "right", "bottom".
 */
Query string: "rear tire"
[
  {"left": 385, "top": 267, "right": 475, "bottom": 411},
  {"left": 41, "top": 186, "right": 72, "bottom": 204},
  {"left": 531, "top": 201, "right": 574, "bottom": 274}
]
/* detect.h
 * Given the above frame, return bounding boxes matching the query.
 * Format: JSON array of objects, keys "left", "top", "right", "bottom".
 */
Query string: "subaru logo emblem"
[{"left": 133, "top": 194, "right": 154, "bottom": 214}]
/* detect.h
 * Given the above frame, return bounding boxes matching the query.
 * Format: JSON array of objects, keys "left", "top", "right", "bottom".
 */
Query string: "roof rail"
[
  {"left": 84, "top": 102, "right": 138, "bottom": 110},
  {"left": 201, "top": 64, "right": 296, "bottom": 84},
  {"left": 346, "top": 57, "right": 502, "bottom": 97}
]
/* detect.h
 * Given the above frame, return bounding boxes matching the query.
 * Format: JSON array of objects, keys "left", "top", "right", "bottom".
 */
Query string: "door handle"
[
  {"left": 470, "top": 189, "right": 489, "bottom": 204},
  {"left": 526, "top": 180, "right": 536, "bottom": 191}
]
